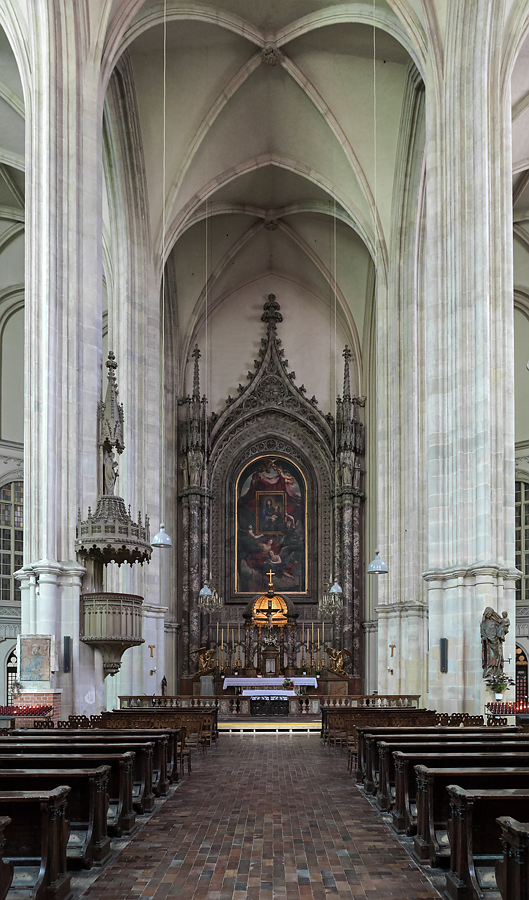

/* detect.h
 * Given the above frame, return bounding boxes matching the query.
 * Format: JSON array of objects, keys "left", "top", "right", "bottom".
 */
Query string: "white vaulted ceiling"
[{"left": 122, "top": 1, "right": 412, "bottom": 407}]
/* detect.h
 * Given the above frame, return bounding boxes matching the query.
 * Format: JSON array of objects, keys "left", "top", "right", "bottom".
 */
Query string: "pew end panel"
[
  {"left": 496, "top": 815, "right": 529, "bottom": 900},
  {"left": 0, "top": 787, "right": 72, "bottom": 900},
  {"left": 0, "top": 817, "right": 12, "bottom": 900}
]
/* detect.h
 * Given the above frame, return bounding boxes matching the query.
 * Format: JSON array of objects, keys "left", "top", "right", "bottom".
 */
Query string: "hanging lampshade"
[
  {"left": 151, "top": 523, "right": 172, "bottom": 548},
  {"left": 367, "top": 549, "right": 388, "bottom": 574}
]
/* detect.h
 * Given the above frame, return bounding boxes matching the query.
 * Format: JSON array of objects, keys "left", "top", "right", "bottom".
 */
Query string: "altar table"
[{"left": 223, "top": 676, "right": 318, "bottom": 690}]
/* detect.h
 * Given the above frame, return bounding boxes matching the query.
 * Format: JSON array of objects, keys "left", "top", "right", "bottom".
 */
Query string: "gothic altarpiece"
[{"left": 178, "top": 296, "right": 365, "bottom": 692}]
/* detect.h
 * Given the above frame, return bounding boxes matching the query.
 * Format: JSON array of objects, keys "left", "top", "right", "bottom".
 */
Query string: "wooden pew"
[
  {"left": 378, "top": 740, "right": 529, "bottom": 818},
  {"left": 42, "top": 726, "right": 181, "bottom": 786},
  {"left": 0, "top": 741, "right": 155, "bottom": 815},
  {"left": 356, "top": 725, "right": 521, "bottom": 787},
  {"left": 0, "top": 787, "right": 71, "bottom": 900},
  {"left": 394, "top": 751, "right": 529, "bottom": 839},
  {"left": 0, "top": 767, "right": 110, "bottom": 868},
  {"left": 16, "top": 731, "right": 169, "bottom": 796},
  {"left": 0, "top": 817, "right": 12, "bottom": 900},
  {"left": 100, "top": 707, "right": 219, "bottom": 745},
  {"left": 0, "top": 748, "right": 135, "bottom": 837},
  {"left": 444, "top": 788, "right": 529, "bottom": 900},
  {"left": 495, "top": 815, "right": 529, "bottom": 900},
  {"left": 370, "top": 730, "right": 529, "bottom": 796},
  {"left": 320, "top": 707, "right": 439, "bottom": 751},
  {"left": 413, "top": 766, "right": 529, "bottom": 868}
]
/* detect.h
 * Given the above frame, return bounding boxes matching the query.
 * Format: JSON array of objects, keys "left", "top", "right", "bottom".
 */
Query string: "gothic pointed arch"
[{"left": 208, "top": 295, "right": 334, "bottom": 605}]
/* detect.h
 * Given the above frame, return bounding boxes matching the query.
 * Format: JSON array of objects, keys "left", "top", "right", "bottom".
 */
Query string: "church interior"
[{"left": 2, "top": 1, "right": 529, "bottom": 898}]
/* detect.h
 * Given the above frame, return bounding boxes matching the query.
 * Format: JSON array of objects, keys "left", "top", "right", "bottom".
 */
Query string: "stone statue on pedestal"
[{"left": 481, "top": 607, "right": 510, "bottom": 678}]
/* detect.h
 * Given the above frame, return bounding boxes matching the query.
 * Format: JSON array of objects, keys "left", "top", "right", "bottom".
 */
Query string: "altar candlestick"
[
  {"left": 238, "top": 622, "right": 240, "bottom": 647},
  {"left": 216, "top": 622, "right": 219, "bottom": 667}
]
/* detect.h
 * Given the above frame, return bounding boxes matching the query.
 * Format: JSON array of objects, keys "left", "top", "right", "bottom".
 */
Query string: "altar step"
[{"left": 218, "top": 719, "right": 320, "bottom": 734}]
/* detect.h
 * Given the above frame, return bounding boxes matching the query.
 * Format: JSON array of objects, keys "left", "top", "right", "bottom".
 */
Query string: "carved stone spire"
[
  {"left": 342, "top": 345, "right": 352, "bottom": 404},
  {"left": 76, "top": 350, "right": 152, "bottom": 570},
  {"left": 179, "top": 344, "right": 207, "bottom": 488},
  {"left": 98, "top": 351, "right": 125, "bottom": 453},
  {"left": 261, "top": 294, "right": 283, "bottom": 332},
  {"left": 192, "top": 344, "right": 201, "bottom": 401},
  {"left": 339, "top": 346, "right": 353, "bottom": 452}
]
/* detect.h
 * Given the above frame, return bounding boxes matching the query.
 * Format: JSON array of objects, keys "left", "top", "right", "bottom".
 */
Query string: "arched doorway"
[{"left": 6, "top": 647, "right": 17, "bottom": 705}]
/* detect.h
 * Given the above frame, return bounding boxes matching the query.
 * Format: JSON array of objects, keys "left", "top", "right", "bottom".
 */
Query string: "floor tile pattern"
[{"left": 81, "top": 734, "right": 441, "bottom": 900}]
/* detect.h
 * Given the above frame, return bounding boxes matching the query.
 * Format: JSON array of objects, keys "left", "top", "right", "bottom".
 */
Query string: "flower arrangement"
[
  {"left": 484, "top": 673, "right": 515, "bottom": 693},
  {"left": 282, "top": 678, "right": 294, "bottom": 689}
]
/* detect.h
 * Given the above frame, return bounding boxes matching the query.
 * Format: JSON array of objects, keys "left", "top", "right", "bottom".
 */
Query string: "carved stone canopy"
[
  {"left": 76, "top": 496, "right": 151, "bottom": 567},
  {"left": 76, "top": 351, "right": 152, "bottom": 568}
]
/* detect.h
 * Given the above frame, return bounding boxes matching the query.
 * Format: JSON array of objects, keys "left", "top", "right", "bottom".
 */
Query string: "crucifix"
[{"left": 267, "top": 569, "right": 274, "bottom": 589}]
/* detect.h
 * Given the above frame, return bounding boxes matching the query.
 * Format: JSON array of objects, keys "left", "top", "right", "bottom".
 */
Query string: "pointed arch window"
[
  {"left": 6, "top": 648, "right": 17, "bottom": 705},
  {"left": 0, "top": 481, "right": 23, "bottom": 602}
]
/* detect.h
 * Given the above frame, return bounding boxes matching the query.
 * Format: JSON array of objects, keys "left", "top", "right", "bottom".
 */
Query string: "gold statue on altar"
[
  {"left": 325, "top": 646, "right": 352, "bottom": 675},
  {"left": 196, "top": 647, "right": 216, "bottom": 675}
]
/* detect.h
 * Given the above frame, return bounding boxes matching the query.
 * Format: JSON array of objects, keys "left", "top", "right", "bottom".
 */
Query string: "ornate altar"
[{"left": 177, "top": 295, "right": 365, "bottom": 693}]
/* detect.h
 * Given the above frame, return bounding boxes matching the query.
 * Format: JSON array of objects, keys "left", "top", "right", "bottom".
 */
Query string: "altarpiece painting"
[{"left": 236, "top": 456, "right": 306, "bottom": 593}]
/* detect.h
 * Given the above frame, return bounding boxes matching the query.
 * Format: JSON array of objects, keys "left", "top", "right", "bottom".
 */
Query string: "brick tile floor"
[{"left": 81, "top": 734, "right": 441, "bottom": 900}]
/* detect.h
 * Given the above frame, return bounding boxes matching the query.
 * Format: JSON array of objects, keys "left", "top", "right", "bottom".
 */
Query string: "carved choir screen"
[{"left": 236, "top": 456, "right": 306, "bottom": 593}]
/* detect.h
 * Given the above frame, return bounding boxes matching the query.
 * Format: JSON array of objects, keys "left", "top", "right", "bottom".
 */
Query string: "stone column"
[
  {"left": 18, "top": 1, "right": 105, "bottom": 715},
  {"left": 180, "top": 497, "right": 190, "bottom": 675},
  {"left": 422, "top": 2, "right": 517, "bottom": 712},
  {"left": 187, "top": 491, "right": 202, "bottom": 672}
]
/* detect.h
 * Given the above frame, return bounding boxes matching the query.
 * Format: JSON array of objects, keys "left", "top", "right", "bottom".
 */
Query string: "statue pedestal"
[{"left": 200, "top": 675, "right": 215, "bottom": 696}]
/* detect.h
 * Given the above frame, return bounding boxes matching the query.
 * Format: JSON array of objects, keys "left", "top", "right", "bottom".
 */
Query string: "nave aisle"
[{"left": 79, "top": 734, "right": 440, "bottom": 900}]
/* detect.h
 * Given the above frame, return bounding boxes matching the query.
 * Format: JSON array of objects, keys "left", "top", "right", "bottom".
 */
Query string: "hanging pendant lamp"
[
  {"left": 367, "top": 549, "right": 388, "bottom": 574},
  {"left": 152, "top": 523, "right": 172, "bottom": 548}
]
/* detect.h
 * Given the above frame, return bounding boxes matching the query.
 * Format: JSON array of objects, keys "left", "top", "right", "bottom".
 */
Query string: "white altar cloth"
[{"left": 223, "top": 676, "right": 317, "bottom": 689}]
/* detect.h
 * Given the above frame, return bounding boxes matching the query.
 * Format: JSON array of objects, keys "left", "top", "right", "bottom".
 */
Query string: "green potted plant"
[{"left": 484, "top": 672, "right": 515, "bottom": 699}]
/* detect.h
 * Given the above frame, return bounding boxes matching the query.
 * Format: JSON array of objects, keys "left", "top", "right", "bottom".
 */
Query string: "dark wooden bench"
[
  {"left": 356, "top": 725, "right": 520, "bottom": 787},
  {"left": 321, "top": 708, "right": 439, "bottom": 749},
  {"left": 0, "top": 741, "right": 155, "bottom": 815},
  {"left": 0, "top": 767, "right": 110, "bottom": 868},
  {"left": 0, "top": 747, "right": 135, "bottom": 837},
  {"left": 495, "top": 815, "right": 529, "bottom": 900},
  {"left": 368, "top": 731, "right": 529, "bottom": 798},
  {"left": 100, "top": 708, "right": 218, "bottom": 744},
  {"left": 394, "top": 751, "right": 529, "bottom": 838},
  {"left": 28, "top": 727, "right": 180, "bottom": 787},
  {"left": 413, "top": 766, "right": 529, "bottom": 868},
  {"left": 0, "top": 817, "right": 12, "bottom": 900},
  {"left": 0, "top": 787, "right": 71, "bottom": 900},
  {"left": 15, "top": 730, "right": 169, "bottom": 796},
  {"left": 444, "top": 788, "right": 529, "bottom": 900},
  {"left": 378, "top": 740, "right": 529, "bottom": 820}
]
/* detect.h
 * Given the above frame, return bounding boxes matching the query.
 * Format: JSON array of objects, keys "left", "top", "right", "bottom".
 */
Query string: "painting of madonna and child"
[{"left": 236, "top": 456, "right": 306, "bottom": 593}]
